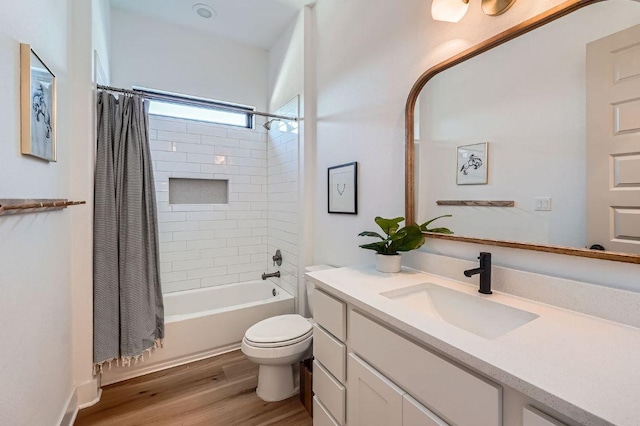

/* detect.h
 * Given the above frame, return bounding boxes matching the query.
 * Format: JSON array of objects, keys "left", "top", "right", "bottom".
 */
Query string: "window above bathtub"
[{"left": 137, "top": 87, "right": 255, "bottom": 129}]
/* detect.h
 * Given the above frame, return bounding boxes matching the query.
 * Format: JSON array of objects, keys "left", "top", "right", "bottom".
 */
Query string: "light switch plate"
[{"left": 535, "top": 197, "right": 552, "bottom": 211}]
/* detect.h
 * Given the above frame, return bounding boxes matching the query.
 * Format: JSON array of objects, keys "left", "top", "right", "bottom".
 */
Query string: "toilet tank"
[{"left": 304, "top": 264, "right": 334, "bottom": 317}]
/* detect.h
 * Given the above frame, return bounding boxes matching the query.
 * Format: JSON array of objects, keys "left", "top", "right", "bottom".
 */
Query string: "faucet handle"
[{"left": 272, "top": 249, "right": 283, "bottom": 266}]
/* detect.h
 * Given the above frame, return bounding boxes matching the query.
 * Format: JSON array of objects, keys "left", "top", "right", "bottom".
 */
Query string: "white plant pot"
[{"left": 376, "top": 254, "right": 402, "bottom": 273}]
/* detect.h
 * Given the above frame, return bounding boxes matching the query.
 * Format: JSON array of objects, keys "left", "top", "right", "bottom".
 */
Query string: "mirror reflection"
[{"left": 414, "top": 0, "right": 640, "bottom": 255}]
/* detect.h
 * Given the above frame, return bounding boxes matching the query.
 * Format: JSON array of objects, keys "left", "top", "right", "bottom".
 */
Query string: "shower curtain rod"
[{"left": 96, "top": 85, "right": 298, "bottom": 122}]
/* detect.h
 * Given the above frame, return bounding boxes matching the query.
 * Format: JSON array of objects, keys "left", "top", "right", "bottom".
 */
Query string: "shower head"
[{"left": 263, "top": 119, "right": 280, "bottom": 130}]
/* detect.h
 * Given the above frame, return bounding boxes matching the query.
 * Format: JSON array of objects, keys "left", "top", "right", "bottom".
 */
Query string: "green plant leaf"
[
  {"left": 425, "top": 227, "right": 454, "bottom": 235},
  {"left": 388, "top": 228, "right": 408, "bottom": 241},
  {"left": 359, "top": 241, "right": 388, "bottom": 254},
  {"left": 374, "top": 216, "right": 404, "bottom": 236},
  {"left": 395, "top": 225, "right": 425, "bottom": 252},
  {"left": 419, "top": 215, "right": 453, "bottom": 232},
  {"left": 420, "top": 214, "right": 452, "bottom": 232},
  {"left": 358, "top": 231, "right": 385, "bottom": 239}
]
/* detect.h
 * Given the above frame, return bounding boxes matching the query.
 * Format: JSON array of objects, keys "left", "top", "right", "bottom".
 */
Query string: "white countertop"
[{"left": 306, "top": 265, "right": 640, "bottom": 426}]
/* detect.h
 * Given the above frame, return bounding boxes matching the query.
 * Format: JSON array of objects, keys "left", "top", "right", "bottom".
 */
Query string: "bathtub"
[{"left": 101, "top": 281, "right": 294, "bottom": 385}]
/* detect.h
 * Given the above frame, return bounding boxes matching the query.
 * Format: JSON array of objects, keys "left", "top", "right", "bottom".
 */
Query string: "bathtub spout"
[{"left": 262, "top": 271, "right": 281, "bottom": 280}]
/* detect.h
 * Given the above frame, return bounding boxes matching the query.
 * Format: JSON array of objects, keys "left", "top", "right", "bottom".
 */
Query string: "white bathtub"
[{"left": 102, "top": 281, "right": 294, "bottom": 385}]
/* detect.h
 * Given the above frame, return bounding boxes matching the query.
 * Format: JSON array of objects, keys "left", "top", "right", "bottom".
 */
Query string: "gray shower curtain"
[{"left": 93, "top": 92, "right": 164, "bottom": 368}]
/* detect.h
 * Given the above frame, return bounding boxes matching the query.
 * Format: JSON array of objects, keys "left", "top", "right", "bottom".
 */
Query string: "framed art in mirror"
[
  {"left": 457, "top": 142, "right": 488, "bottom": 185},
  {"left": 21, "top": 43, "right": 57, "bottom": 162}
]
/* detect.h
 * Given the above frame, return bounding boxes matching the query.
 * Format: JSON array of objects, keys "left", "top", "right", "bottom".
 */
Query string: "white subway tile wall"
[{"left": 150, "top": 115, "right": 269, "bottom": 294}]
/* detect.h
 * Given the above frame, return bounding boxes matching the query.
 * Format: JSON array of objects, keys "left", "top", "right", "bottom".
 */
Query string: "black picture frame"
[{"left": 328, "top": 162, "right": 358, "bottom": 214}]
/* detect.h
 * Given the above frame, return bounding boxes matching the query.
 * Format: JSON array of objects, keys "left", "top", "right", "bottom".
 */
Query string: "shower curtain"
[{"left": 93, "top": 91, "right": 164, "bottom": 371}]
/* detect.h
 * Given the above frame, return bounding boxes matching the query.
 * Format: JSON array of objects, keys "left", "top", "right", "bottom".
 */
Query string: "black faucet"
[{"left": 464, "top": 252, "right": 492, "bottom": 295}]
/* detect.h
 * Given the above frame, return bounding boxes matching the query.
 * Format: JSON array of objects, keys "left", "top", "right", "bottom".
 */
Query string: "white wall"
[
  {"left": 150, "top": 116, "right": 270, "bottom": 292},
  {"left": 418, "top": 3, "right": 640, "bottom": 248},
  {"left": 0, "top": 0, "right": 77, "bottom": 424},
  {"left": 70, "top": 0, "right": 104, "bottom": 410},
  {"left": 92, "top": 0, "right": 111, "bottom": 83},
  {"left": 311, "top": 0, "right": 640, "bottom": 290},
  {"left": 110, "top": 8, "right": 268, "bottom": 112},
  {"left": 269, "top": 13, "right": 305, "bottom": 113}
]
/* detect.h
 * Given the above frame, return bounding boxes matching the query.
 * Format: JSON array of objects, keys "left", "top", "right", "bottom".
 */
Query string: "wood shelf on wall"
[
  {"left": 0, "top": 199, "right": 86, "bottom": 216},
  {"left": 436, "top": 200, "right": 515, "bottom": 207}
]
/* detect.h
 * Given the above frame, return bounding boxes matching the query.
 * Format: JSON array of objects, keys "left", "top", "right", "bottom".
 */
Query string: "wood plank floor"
[{"left": 76, "top": 351, "right": 312, "bottom": 426}]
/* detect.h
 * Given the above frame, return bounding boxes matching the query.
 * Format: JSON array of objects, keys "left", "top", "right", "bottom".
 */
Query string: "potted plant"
[{"left": 358, "top": 215, "right": 453, "bottom": 273}]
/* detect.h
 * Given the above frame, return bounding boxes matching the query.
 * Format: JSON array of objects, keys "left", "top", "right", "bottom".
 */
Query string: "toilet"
[{"left": 241, "top": 265, "right": 333, "bottom": 402}]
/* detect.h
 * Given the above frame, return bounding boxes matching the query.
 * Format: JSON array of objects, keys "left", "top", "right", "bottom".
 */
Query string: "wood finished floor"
[{"left": 75, "top": 350, "right": 312, "bottom": 426}]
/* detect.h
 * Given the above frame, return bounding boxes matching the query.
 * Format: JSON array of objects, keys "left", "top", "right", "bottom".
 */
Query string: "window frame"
[{"left": 136, "top": 87, "right": 255, "bottom": 129}]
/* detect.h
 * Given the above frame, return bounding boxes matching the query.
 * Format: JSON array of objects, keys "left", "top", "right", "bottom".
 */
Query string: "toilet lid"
[{"left": 245, "top": 314, "right": 312, "bottom": 345}]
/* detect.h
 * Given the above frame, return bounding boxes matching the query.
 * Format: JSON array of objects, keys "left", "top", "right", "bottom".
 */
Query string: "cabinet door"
[
  {"left": 313, "top": 360, "right": 346, "bottom": 424},
  {"left": 348, "top": 353, "right": 404, "bottom": 426},
  {"left": 350, "top": 311, "right": 502, "bottom": 426},
  {"left": 314, "top": 397, "right": 340, "bottom": 426},
  {"left": 523, "top": 407, "right": 567, "bottom": 426},
  {"left": 403, "top": 394, "right": 449, "bottom": 426},
  {"left": 314, "top": 289, "right": 346, "bottom": 341}
]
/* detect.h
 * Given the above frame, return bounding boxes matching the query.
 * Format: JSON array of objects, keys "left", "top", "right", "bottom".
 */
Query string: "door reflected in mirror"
[{"left": 413, "top": 0, "right": 640, "bottom": 256}]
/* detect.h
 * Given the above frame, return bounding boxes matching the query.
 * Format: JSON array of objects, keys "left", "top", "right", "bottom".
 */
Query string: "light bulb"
[{"left": 431, "top": 0, "right": 470, "bottom": 23}]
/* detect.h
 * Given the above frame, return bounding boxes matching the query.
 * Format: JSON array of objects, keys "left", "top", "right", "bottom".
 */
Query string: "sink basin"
[{"left": 381, "top": 283, "right": 539, "bottom": 339}]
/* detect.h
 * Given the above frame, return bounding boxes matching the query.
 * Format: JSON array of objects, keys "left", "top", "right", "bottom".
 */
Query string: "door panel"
[{"left": 587, "top": 23, "right": 640, "bottom": 253}]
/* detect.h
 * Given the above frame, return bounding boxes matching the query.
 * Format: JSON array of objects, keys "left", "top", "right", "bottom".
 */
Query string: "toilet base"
[{"left": 256, "top": 364, "right": 297, "bottom": 402}]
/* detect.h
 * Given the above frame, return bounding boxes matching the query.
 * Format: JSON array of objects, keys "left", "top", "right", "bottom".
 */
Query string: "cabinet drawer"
[
  {"left": 313, "top": 324, "right": 346, "bottom": 383},
  {"left": 523, "top": 407, "right": 567, "bottom": 426},
  {"left": 313, "top": 289, "right": 346, "bottom": 341},
  {"left": 313, "top": 397, "right": 339, "bottom": 426},
  {"left": 350, "top": 311, "right": 502, "bottom": 426},
  {"left": 347, "top": 353, "right": 404, "bottom": 426},
  {"left": 404, "top": 394, "right": 449, "bottom": 426},
  {"left": 313, "top": 360, "right": 346, "bottom": 425}
]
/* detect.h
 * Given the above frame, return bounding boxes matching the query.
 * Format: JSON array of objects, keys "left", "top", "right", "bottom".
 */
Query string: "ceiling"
[{"left": 109, "top": 0, "right": 315, "bottom": 50}]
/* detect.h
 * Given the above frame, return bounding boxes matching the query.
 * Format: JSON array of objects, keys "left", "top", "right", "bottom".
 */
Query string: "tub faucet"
[
  {"left": 464, "top": 252, "right": 492, "bottom": 295},
  {"left": 262, "top": 271, "right": 281, "bottom": 280}
]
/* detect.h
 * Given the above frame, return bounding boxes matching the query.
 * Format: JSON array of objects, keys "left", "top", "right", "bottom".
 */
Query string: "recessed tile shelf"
[
  {"left": 168, "top": 178, "right": 229, "bottom": 205},
  {"left": 0, "top": 199, "right": 86, "bottom": 216}
]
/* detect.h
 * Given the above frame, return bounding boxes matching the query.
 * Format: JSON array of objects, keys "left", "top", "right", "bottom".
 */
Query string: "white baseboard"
[
  {"left": 76, "top": 376, "right": 102, "bottom": 409},
  {"left": 101, "top": 343, "right": 241, "bottom": 386},
  {"left": 58, "top": 388, "right": 78, "bottom": 426},
  {"left": 78, "top": 388, "right": 103, "bottom": 410}
]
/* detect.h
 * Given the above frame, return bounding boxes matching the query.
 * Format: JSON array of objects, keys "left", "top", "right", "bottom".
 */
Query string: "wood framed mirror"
[{"left": 406, "top": 0, "right": 640, "bottom": 264}]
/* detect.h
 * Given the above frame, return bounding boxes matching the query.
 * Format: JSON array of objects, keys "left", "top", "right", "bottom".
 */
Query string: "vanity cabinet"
[
  {"left": 311, "top": 284, "right": 576, "bottom": 426},
  {"left": 313, "top": 289, "right": 347, "bottom": 425},
  {"left": 347, "top": 353, "right": 404, "bottom": 426},
  {"left": 314, "top": 288, "right": 347, "bottom": 341},
  {"left": 523, "top": 407, "right": 567, "bottom": 426},
  {"left": 348, "top": 353, "right": 448, "bottom": 426},
  {"left": 349, "top": 311, "right": 501, "bottom": 426},
  {"left": 403, "top": 394, "right": 449, "bottom": 426}
]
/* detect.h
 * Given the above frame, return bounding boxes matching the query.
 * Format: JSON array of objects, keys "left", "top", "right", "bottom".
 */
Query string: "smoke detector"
[{"left": 192, "top": 4, "right": 217, "bottom": 19}]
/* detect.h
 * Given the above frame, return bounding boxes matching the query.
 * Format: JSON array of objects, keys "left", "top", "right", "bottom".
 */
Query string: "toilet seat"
[
  {"left": 244, "top": 329, "right": 312, "bottom": 348},
  {"left": 244, "top": 314, "right": 312, "bottom": 348}
]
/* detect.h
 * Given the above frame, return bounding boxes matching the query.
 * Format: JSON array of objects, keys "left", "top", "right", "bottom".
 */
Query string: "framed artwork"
[
  {"left": 457, "top": 142, "right": 488, "bottom": 185},
  {"left": 328, "top": 162, "right": 357, "bottom": 214},
  {"left": 21, "top": 43, "right": 57, "bottom": 162}
]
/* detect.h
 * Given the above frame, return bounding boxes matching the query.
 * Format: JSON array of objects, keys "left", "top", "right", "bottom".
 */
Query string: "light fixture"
[
  {"left": 431, "top": 0, "right": 517, "bottom": 22},
  {"left": 431, "top": 0, "right": 470, "bottom": 23},
  {"left": 192, "top": 4, "right": 217, "bottom": 19}
]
